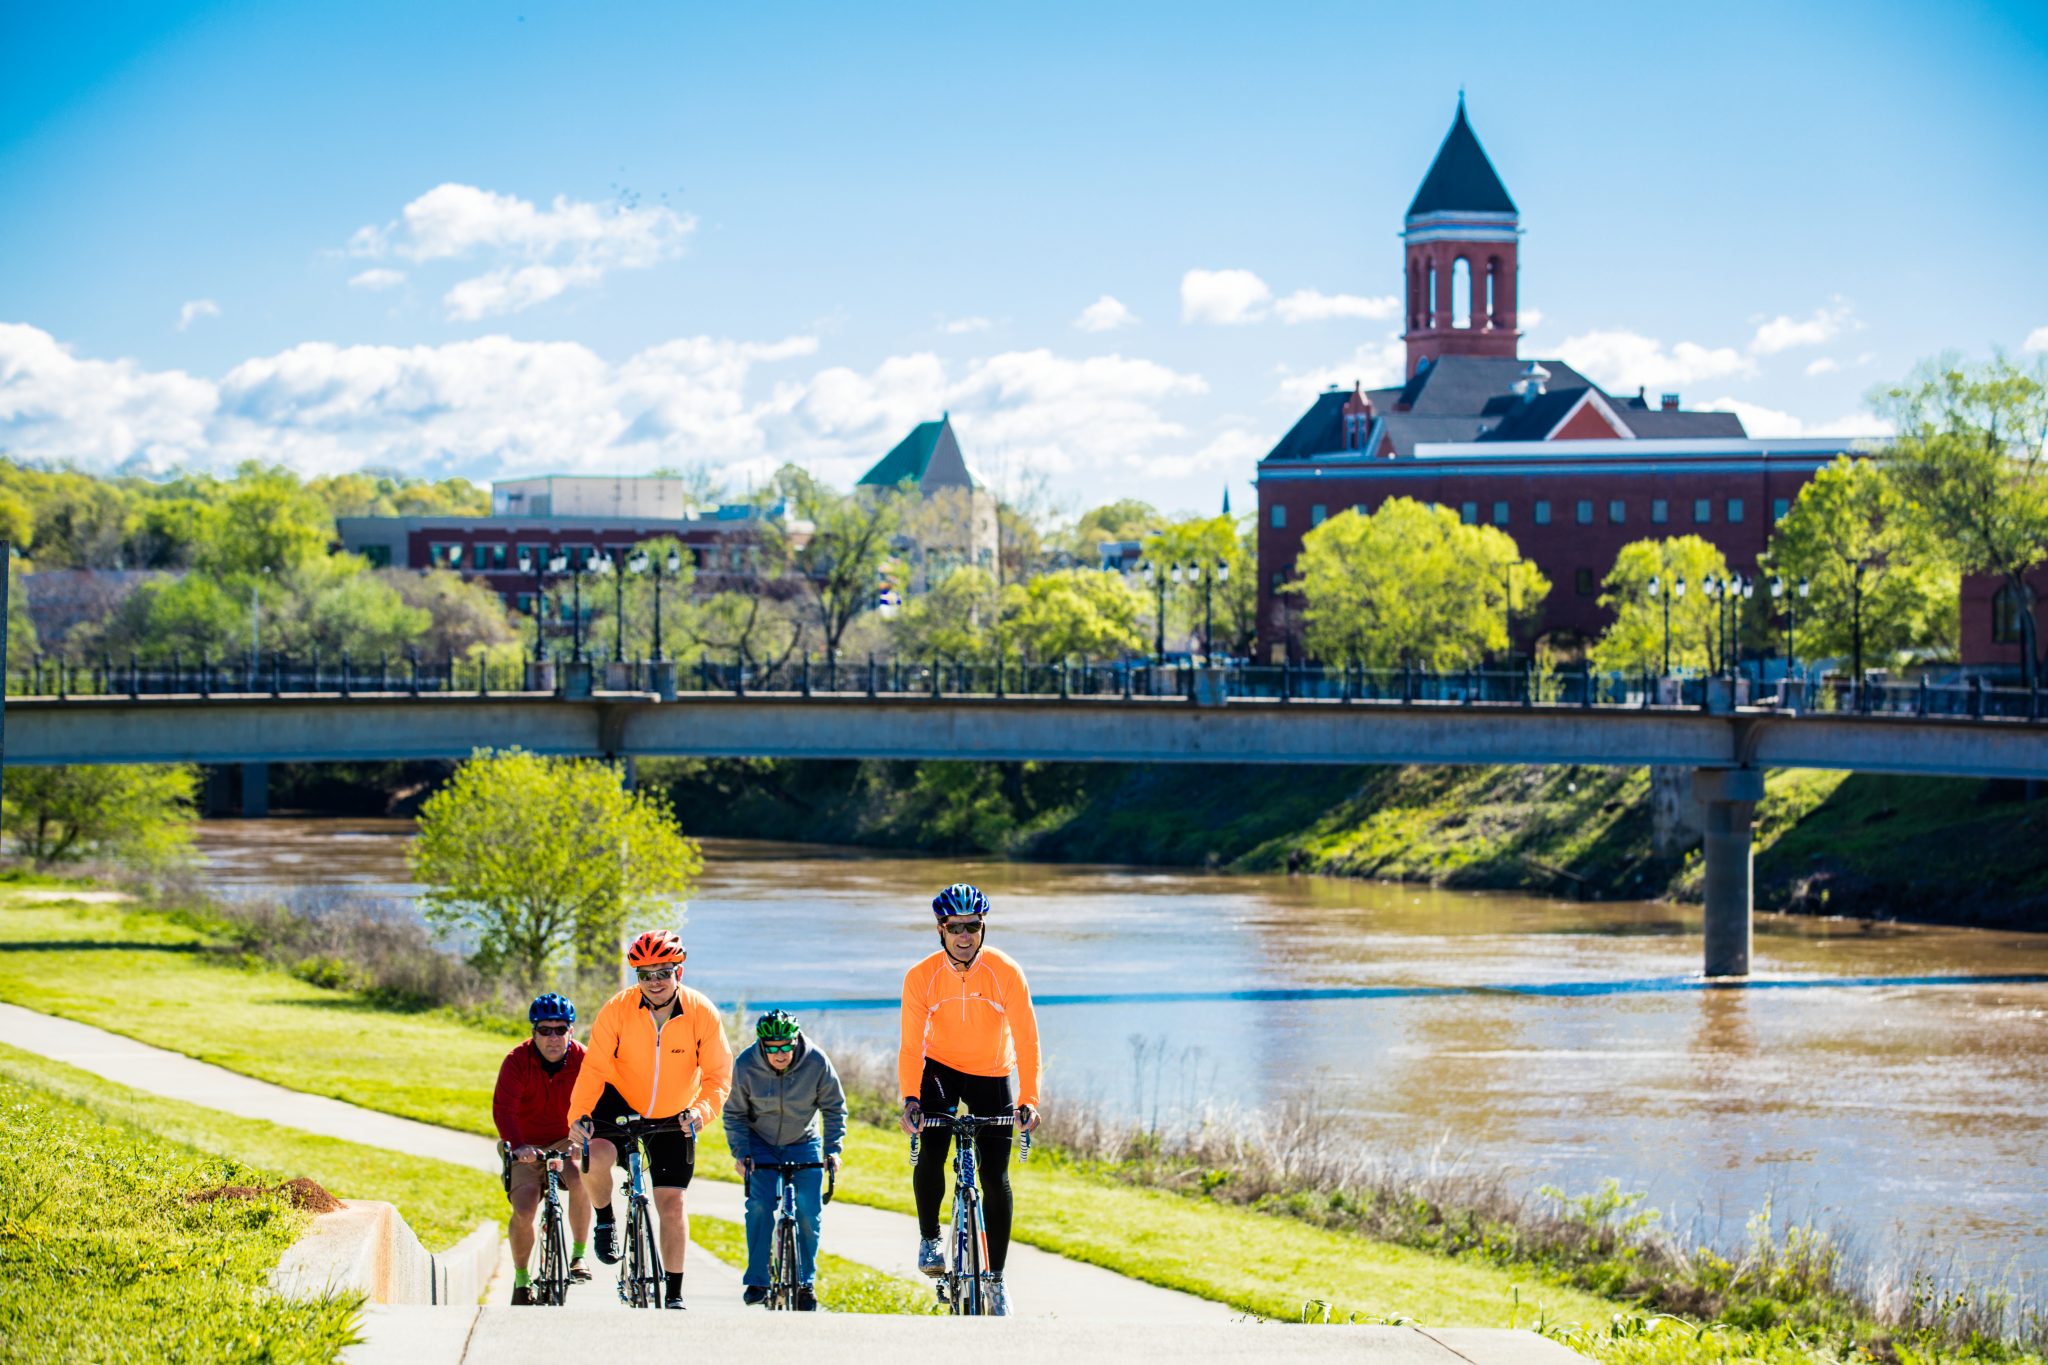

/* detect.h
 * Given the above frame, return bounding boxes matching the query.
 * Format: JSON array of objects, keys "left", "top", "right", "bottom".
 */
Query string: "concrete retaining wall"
[{"left": 271, "top": 1200, "right": 499, "bottom": 1306}]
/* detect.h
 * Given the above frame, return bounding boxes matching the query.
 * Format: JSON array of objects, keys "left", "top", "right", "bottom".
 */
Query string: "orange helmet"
[{"left": 626, "top": 930, "right": 686, "bottom": 968}]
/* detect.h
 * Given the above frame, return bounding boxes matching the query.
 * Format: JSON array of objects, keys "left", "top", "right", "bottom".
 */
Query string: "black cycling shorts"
[{"left": 589, "top": 1083, "right": 696, "bottom": 1188}]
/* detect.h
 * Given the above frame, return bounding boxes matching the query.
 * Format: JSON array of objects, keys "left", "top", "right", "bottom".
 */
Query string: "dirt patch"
[
  {"left": 8, "top": 888, "right": 133, "bottom": 905},
  {"left": 185, "top": 1178, "right": 343, "bottom": 1213}
]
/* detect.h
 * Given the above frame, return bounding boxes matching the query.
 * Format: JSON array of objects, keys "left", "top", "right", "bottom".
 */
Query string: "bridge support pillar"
[
  {"left": 241, "top": 762, "right": 269, "bottom": 818},
  {"left": 1692, "top": 767, "right": 1765, "bottom": 978}
]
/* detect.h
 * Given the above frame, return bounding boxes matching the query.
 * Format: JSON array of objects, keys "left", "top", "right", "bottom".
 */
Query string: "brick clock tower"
[{"left": 1403, "top": 96, "right": 1521, "bottom": 377}]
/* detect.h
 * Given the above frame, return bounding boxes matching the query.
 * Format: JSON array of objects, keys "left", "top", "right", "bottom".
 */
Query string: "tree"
[
  {"left": 192, "top": 464, "right": 334, "bottom": 576},
  {"left": 1001, "top": 568, "right": 1146, "bottom": 661},
  {"left": 3, "top": 764, "right": 198, "bottom": 868},
  {"left": 889, "top": 565, "right": 1000, "bottom": 661},
  {"left": 1878, "top": 353, "right": 2048, "bottom": 686},
  {"left": 1143, "top": 514, "right": 1246, "bottom": 657},
  {"left": 411, "top": 749, "right": 701, "bottom": 983},
  {"left": 1060, "top": 499, "right": 1162, "bottom": 559},
  {"left": 1291, "top": 498, "right": 1549, "bottom": 669},
  {"left": 1590, "top": 537, "right": 1732, "bottom": 675},
  {"left": 1762, "top": 457, "right": 1955, "bottom": 682},
  {"left": 377, "top": 568, "right": 520, "bottom": 660},
  {"left": 691, "top": 589, "right": 808, "bottom": 670},
  {"left": 765, "top": 466, "right": 904, "bottom": 666}
]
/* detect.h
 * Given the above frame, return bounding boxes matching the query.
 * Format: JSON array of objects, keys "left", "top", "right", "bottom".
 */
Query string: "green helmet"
[{"left": 755, "top": 1009, "right": 801, "bottom": 1043}]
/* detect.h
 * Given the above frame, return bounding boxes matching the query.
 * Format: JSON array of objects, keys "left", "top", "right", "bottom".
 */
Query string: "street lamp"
[
  {"left": 517, "top": 549, "right": 549, "bottom": 664},
  {"left": 1647, "top": 572, "right": 1686, "bottom": 677},
  {"left": 1184, "top": 559, "right": 1228, "bottom": 663},
  {"left": 593, "top": 549, "right": 624, "bottom": 662},
  {"left": 1500, "top": 556, "right": 1525, "bottom": 664},
  {"left": 1771, "top": 575, "right": 1811, "bottom": 680},
  {"left": 549, "top": 551, "right": 587, "bottom": 664},
  {"left": 628, "top": 547, "right": 685, "bottom": 661},
  {"left": 1139, "top": 559, "right": 1170, "bottom": 663}
]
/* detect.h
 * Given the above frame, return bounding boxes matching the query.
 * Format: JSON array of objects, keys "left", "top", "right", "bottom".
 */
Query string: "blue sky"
[{"left": 3, "top": 0, "right": 2045, "bottom": 517}]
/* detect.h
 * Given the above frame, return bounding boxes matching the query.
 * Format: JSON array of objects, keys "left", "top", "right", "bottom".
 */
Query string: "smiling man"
[{"left": 494, "top": 992, "right": 592, "bottom": 1304}]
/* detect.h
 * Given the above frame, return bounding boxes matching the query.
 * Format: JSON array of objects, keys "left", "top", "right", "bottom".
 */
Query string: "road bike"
[
  {"left": 498, "top": 1139, "right": 580, "bottom": 1306},
  {"left": 909, "top": 1111, "right": 1030, "bottom": 1315},
  {"left": 587, "top": 1113, "right": 694, "bottom": 1308},
  {"left": 749, "top": 1159, "right": 835, "bottom": 1310}
]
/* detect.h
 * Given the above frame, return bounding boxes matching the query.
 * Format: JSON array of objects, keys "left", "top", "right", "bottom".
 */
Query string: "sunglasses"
[
  {"left": 761, "top": 1041, "right": 796, "bottom": 1054},
  {"left": 533, "top": 1024, "right": 570, "bottom": 1037},
  {"left": 636, "top": 966, "right": 680, "bottom": 982},
  {"left": 942, "top": 920, "right": 985, "bottom": 936}
]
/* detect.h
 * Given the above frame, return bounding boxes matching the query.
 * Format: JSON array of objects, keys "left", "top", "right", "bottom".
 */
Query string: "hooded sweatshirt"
[{"left": 721, "top": 1036, "right": 847, "bottom": 1157}]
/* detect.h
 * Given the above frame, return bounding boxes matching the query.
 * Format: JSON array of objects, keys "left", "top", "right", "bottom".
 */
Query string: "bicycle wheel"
[
  {"left": 951, "top": 1191, "right": 982, "bottom": 1316},
  {"left": 538, "top": 1197, "right": 569, "bottom": 1305},
  {"left": 632, "top": 1198, "right": 664, "bottom": 1307},
  {"left": 774, "top": 1216, "right": 799, "bottom": 1310}
]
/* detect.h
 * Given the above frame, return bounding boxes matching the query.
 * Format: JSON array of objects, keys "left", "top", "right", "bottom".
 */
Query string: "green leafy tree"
[
  {"left": 1877, "top": 353, "right": 2048, "bottom": 685},
  {"left": 1591, "top": 537, "right": 1732, "bottom": 675},
  {"left": 764, "top": 465, "right": 904, "bottom": 666},
  {"left": 1291, "top": 498, "right": 1549, "bottom": 669},
  {"left": 890, "top": 566, "right": 1000, "bottom": 661},
  {"left": 1061, "top": 498, "right": 1162, "bottom": 559},
  {"left": 377, "top": 568, "right": 519, "bottom": 660},
  {"left": 1142, "top": 515, "right": 1247, "bottom": 659},
  {"left": 411, "top": 749, "right": 702, "bottom": 983},
  {"left": 81, "top": 572, "right": 245, "bottom": 661},
  {"left": 581, "top": 537, "right": 699, "bottom": 661},
  {"left": 3, "top": 764, "right": 198, "bottom": 868},
  {"left": 1001, "top": 568, "right": 1146, "bottom": 661},
  {"left": 691, "top": 588, "right": 808, "bottom": 670},
  {"left": 191, "top": 464, "right": 334, "bottom": 576},
  {"left": 1762, "top": 457, "right": 1956, "bottom": 681},
  {"left": 309, "top": 470, "right": 490, "bottom": 519}
]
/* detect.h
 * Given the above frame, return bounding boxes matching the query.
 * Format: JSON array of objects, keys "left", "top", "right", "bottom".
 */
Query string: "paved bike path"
[{"left": 0, "top": 1001, "right": 1231, "bottom": 1322}]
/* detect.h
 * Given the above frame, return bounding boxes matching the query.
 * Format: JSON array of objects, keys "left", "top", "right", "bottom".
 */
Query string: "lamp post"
[
  {"left": 1139, "top": 559, "right": 1170, "bottom": 663},
  {"left": 517, "top": 550, "right": 549, "bottom": 664},
  {"left": 551, "top": 551, "right": 586, "bottom": 664},
  {"left": 1647, "top": 572, "right": 1685, "bottom": 677},
  {"left": 1184, "top": 559, "right": 1228, "bottom": 663},
  {"left": 628, "top": 547, "right": 684, "bottom": 661},
  {"left": 1771, "top": 575, "right": 1811, "bottom": 680},
  {"left": 1500, "top": 556, "right": 1525, "bottom": 663},
  {"left": 594, "top": 549, "right": 625, "bottom": 662}
]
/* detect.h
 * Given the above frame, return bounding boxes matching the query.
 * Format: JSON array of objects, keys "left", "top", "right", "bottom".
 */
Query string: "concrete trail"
[{"left": 0, "top": 1001, "right": 1228, "bottom": 1322}]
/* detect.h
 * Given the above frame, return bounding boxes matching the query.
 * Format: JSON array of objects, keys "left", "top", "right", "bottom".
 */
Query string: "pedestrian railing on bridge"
[{"left": 5, "top": 653, "right": 2044, "bottom": 724}]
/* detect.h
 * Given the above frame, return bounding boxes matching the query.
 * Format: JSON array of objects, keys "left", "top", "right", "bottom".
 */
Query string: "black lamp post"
[
  {"left": 1139, "top": 559, "right": 1171, "bottom": 663},
  {"left": 550, "top": 551, "right": 587, "bottom": 664},
  {"left": 629, "top": 547, "right": 684, "bottom": 661},
  {"left": 595, "top": 550, "right": 624, "bottom": 662},
  {"left": 517, "top": 549, "right": 548, "bottom": 664},
  {"left": 1771, "top": 575, "right": 1811, "bottom": 680},
  {"left": 1184, "top": 558, "right": 1228, "bottom": 662},
  {"left": 1647, "top": 572, "right": 1686, "bottom": 677}
]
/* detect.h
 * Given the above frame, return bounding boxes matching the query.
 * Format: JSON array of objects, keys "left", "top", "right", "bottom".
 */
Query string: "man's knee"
[{"left": 509, "top": 1188, "right": 541, "bottom": 1220}]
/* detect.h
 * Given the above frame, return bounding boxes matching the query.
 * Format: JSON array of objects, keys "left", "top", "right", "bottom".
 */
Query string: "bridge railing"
[{"left": 5, "top": 652, "right": 2043, "bottom": 722}]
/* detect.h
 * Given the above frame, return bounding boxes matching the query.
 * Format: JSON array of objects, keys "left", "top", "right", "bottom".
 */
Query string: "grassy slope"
[{"left": 0, "top": 891, "right": 1618, "bottom": 1329}]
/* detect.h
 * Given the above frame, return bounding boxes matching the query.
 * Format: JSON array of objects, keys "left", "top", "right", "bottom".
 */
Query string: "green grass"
[
  {"left": 687, "top": 1215, "right": 936, "bottom": 1315},
  {"left": 0, "top": 1051, "right": 360, "bottom": 1365}
]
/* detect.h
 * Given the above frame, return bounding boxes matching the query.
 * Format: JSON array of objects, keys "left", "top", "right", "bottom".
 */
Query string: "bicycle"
[
  {"left": 585, "top": 1113, "right": 695, "bottom": 1309},
  {"left": 909, "top": 1111, "right": 1031, "bottom": 1315},
  {"left": 498, "top": 1138, "right": 581, "bottom": 1307},
  {"left": 747, "top": 1159, "right": 835, "bottom": 1310}
]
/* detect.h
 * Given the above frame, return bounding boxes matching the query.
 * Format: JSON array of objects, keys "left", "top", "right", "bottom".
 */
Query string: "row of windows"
[
  {"left": 426, "top": 542, "right": 719, "bottom": 572},
  {"left": 1272, "top": 497, "right": 1792, "bottom": 531}
]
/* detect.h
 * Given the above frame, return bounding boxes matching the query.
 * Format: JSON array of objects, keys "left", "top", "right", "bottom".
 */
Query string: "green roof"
[{"left": 858, "top": 414, "right": 977, "bottom": 490}]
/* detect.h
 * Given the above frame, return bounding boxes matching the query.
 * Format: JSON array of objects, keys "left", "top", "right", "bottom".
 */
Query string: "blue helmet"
[
  {"left": 528, "top": 993, "right": 575, "bottom": 1025},
  {"left": 931, "top": 883, "right": 990, "bottom": 921}
]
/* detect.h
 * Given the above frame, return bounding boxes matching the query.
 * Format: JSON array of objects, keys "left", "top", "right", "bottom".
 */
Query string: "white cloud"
[
  {"left": 348, "top": 268, "right": 407, "bottom": 292},
  {"left": 346, "top": 183, "right": 695, "bottom": 319},
  {"left": 1804, "top": 357, "right": 1840, "bottom": 376},
  {"left": 1698, "top": 396, "right": 1892, "bottom": 440},
  {"left": 1180, "top": 269, "right": 1271, "bottom": 325},
  {"left": 176, "top": 299, "right": 219, "bottom": 331},
  {"left": 1519, "top": 307, "right": 1543, "bottom": 331},
  {"left": 1272, "top": 339, "right": 1409, "bottom": 406},
  {"left": 1557, "top": 328, "right": 1755, "bottom": 393},
  {"left": 1272, "top": 290, "right": 1399, "bottom": 324},
  {"left": 2026, "top": 326, "right": 2048, "bottom": 354},
  {"left": 1129, "top": 427, "right": 1265, "bottom": 480},
  {"left": 1749, "top": 301, "right": 1854, "bottom": 355},
  {"left": 941, "top": 316, "right": 994, "bottom": 335},
  {"left": 0, "top": 321, "right": 1213, "bottom": 491},
  {"left": 1074, "top": 295, "right": 1138, "bottom": 332}
]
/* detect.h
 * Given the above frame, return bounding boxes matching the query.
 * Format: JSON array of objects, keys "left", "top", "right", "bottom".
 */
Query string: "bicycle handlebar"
[
  {"left": 746, "top": 1159, "right": 836, "bottom": 1205},
  {"left": 908, "top": 1111, "right": 1033, "bottom": 1165}
]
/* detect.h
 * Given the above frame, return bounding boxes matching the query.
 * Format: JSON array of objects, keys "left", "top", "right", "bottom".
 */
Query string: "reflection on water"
[{"left": 192, "top": 818, "right": 2048, "bottom": 1280}]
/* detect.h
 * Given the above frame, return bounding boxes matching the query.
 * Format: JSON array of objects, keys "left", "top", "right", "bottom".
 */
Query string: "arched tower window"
[
  {"left": 1485, "top": 258, "right": 1500, "bottom": 329},
  {"left": 1408, "top": 258, "right": 1422, "bottom": 330},
  {"left": 1451, "top": 258, "right": 1471, "bottom": 329},
  {"left": 1425, "top": 261, "right": 1438, "bottom": 329}
]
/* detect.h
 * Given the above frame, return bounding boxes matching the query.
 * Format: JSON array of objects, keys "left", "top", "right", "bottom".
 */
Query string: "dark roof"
[
  {"left": 1406, "top": 98, "right": 1517, "bottom": 217},
  {"left": 1263, "top": 390, "right": 1351, "bottom": 462},
  {"left": 1396, "top": 356, "right": 1596, "bottom": 415},
  {"left": 1477, "top": 387, "right": 1599, "bottom": 442},
  {"left": 1378, "top": 413, "right": 1494, "bottom": 455},
  {"left": 1615, "top": 407, "right": 1748, "bottom": 439},
  {"left": 858, "top": 415, "right": 978, "bottom": 489}
]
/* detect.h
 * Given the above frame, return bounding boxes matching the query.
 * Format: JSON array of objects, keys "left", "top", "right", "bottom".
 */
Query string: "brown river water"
[{"left": 192, "top": 818, "right": 2048, "bottom": 1283}]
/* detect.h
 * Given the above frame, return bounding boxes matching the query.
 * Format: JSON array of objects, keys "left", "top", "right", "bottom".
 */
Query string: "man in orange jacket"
[
  {"left": 570, "top": 930, "right": 733, "bottom": 1311},
  {"left": 897, "top": 881, "right": 1042, "bottom": 1316}
]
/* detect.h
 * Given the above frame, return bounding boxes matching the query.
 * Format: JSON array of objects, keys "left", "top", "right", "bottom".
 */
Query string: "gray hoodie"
[{"left": 721, "top": 1036, "right": 847, "bottom": 1157}]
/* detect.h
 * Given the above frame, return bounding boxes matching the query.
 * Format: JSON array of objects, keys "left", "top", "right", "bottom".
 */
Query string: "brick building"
[{"left": 1253, "top": 99, "right": 1878, "bottom": 660}]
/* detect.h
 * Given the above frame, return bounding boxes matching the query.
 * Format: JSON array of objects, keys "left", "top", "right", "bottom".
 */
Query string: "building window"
[
  {"left": 1353, "top": 504, "right": 1366, "bottom": 516},
  {"left": 514, "top": 592, "right": 535, "bottom": 613},
  {"left": 518, "top": 543, "right": 548, "bottom": 570},
  {"left": 1344, "top": 413, "right": 1370, "bottom": 449},
  {"left": 1608, "top": 500, "right": 1626, "bottom": 524},
  {"left": 1576, "top": 500, "right": 1594, "bottom": 525},
  {"left": 1492, "top": 501, "right": 1509, "bottom": 525},
  {"left": 1694, "top": 499, "right": 1713, "bottom": 524},
  {"left": 1451, "top": 257, "right": 1472, "bottom": 329},
  {"left": 1728, "top": 498, "right": 1745, "bottom": 524},
  {"left": 1534, "top": 500, "right": 1552, "bottom": 525},
  {"left": 1575, "top": 568, "right": 1596, "bottom": 596},
  {"left": 1773, "top": 498, "right": 1790, "bottom": 522},
  {"left": 1651, "top": 499, "right": 1668, "bottom": 525},
  {"left": 472, "top": 543, "right": 508, "bottom": 572},
  {"left": 1992, "top": 583, "right": 2031, "bottom": 644},
  {"left": 1311, "top": 504, "right": 1327, "bottom": 527},
  {"left": 359, "top": 545, "right": 391, "bottom": 568},
  {"left": 1460, "top": 502, "right": 1478, "bottom": 524},
  {"left": 1271, "top": 505, "right": 1287, "bottom": 529}
]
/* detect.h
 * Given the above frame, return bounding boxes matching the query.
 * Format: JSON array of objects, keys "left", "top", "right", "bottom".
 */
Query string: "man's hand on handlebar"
[
  {"left": 898, "top": 1100, "right": 922, "bottom": 1137},
  {"left": 826, "top": 1152, "right": 843, "bottom": 1175},
  {"left": 733, "top": 1157, "right": 752, "bottom": 1180},
  {"left": 570, "top": 1116, "right": 593, "bottom": 1145},
  {"left": 512, "top": 1144, "right": 542, "bottom": 1164},
  {"left": 1018, "top": 1103, "right": 1042, "bottom": 1134}
]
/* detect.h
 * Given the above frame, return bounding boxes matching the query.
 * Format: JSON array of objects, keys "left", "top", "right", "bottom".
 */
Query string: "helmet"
[
  {"left": 931, "top": 883, "right": 990, "bottom": 921},
  {"left": 625, "top": 930, "right": 686, "bottom": 967},
  {"left": 528, "top": 993, "right": 575, "bottom": 1025},
  {"left": 755, "top": 1009, "right": 801, "bottom": 1042}
]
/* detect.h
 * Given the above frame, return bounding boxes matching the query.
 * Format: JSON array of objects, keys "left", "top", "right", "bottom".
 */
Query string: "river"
[{"left": 192, "top": 817, "right": 2048, "bottom": 1283}]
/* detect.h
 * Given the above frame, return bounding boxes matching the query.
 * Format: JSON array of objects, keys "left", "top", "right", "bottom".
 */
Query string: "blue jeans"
[{"left": 743, "top": 1136, "right": 824, "bottom": 1287}]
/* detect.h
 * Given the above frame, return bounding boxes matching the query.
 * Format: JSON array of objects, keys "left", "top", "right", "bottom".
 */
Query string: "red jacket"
[{"left": 493, "top": 1039, "right": 586, "bottom": 1148}]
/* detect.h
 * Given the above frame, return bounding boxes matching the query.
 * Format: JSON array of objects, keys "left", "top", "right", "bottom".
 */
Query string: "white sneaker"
[
  {"left": 917, "top": 1238, "right": 945, "bottom": 1277},
  {"left": 988, "top": 1276, "right": 1010, "bottom": 1316}
]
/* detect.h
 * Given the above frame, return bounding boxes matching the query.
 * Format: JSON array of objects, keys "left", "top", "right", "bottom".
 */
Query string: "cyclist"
[
  {"left": 568, "top": 930, "right": 734, "bottom": 1311},
  {"left": 495, "top": 992, "right": 593, "bottom": 1305},
  {"left": 897, "top": 882, "right": 1042, "bottom": 1317},
  {"left": 721, "top": 1008, "right": 847, "bottom": 1311}
]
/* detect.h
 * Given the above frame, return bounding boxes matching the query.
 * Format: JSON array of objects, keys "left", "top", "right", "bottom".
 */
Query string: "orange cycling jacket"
[
  {"left": 897, "top": 946, "right": 1042, "bottom": 1107},
  {"left": 568, "top": 983, "right": 734, "bottom": 1132}
]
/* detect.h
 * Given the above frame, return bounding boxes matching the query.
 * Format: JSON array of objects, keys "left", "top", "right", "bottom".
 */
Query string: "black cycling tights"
[{"left": 913, "top": 1058, "right": 1016, "bottom": 1273}]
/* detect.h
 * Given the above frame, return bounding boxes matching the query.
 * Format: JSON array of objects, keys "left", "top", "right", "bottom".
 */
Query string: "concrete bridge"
[{"left": 8, "top": 685, "right": 2045, "bottom": 979}]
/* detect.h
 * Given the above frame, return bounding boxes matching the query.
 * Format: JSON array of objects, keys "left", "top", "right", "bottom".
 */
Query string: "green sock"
[
  {"left": 573, "top": 1242, "right": 587, "bottom": 1259},
  {"left": 514, "top": 1269, "right": 530, "bottom": 1288}
]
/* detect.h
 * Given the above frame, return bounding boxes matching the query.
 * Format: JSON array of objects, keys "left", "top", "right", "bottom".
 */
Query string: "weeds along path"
[{"left": 0, "top": 1000, "right": 1233, "bottom": 1323}]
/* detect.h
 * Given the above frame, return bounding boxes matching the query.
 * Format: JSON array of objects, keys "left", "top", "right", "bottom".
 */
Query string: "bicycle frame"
[
  {"left": 752, "top": 1160, "right": 835, "bottom": 1310},
  {"left": 909, "top": 1112, "right": 1031, "bottom": 1316},
  {"left": 587, "top": 1113, "right": 692, "bottom": 1309},
  {"left": 501, "top": 1139, "right": 579, "bottom": 1307}
]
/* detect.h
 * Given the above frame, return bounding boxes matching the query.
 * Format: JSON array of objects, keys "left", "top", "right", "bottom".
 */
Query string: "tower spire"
[{"left": 1401, "top": 97, "right": 1522, "bottom": 377}]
